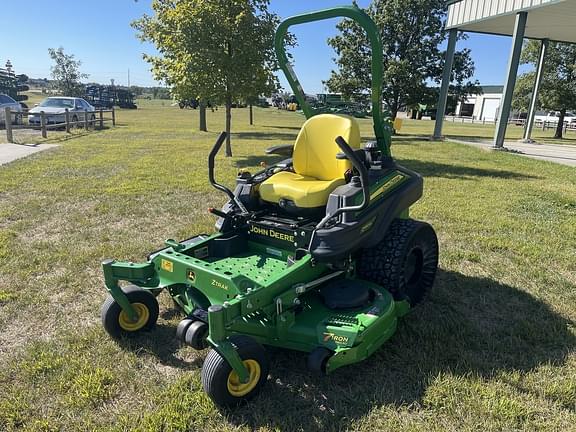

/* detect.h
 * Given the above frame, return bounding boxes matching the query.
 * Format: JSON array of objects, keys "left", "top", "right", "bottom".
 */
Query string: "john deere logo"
[
  {"left": 323, "top": 332, "right": 349, "bottom": 345},
  {"left": 250, "top": 225, "right": 295, "bottom": 243},
  {"left": 187, "top": 270, "right": 196, "bottom": 282}
]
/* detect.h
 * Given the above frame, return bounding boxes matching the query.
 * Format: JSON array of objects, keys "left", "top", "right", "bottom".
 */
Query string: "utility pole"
[{"left": 127, "top": 68, "right": 130, "bottom": 88}]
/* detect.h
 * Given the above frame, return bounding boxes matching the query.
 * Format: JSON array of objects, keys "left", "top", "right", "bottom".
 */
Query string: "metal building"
[{"left": 434, "top": 0, "right": 576, "bottom": 147}]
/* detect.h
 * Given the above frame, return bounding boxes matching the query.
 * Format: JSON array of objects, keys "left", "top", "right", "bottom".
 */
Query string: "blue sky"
[{"left": 2, "top": 0, "right": 518, "bottom": 93}]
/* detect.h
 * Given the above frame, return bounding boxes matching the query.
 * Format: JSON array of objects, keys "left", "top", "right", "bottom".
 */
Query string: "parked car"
[
  {"left": 0, "top": 94, "right": 24, "bottom": 125},
  {"left": 28, "top": 97, "right": 95, "bottom": 126},
  {"left": 534, "top": 111, "right": 576, "bottom": 125}
]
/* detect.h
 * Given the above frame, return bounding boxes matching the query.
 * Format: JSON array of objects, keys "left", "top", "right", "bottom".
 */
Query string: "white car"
[
  {"left": 28, "top": 97, "right": 95, "bottom": 126},
  {"left": 0, "top": 94, "right": 24, "bottom": 125},
  {"left": 534, "top": 111, "right": 576, "bottom": 125}
]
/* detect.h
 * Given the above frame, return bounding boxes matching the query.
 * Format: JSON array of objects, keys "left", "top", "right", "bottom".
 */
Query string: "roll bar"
[{"left": 274, "top": 6, "right": 392, "bottom": 157}]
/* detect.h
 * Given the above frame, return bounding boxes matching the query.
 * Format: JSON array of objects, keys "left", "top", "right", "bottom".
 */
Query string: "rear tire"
[
  {"left": 357, "top": 218, "right": 438, "bottom": 306},
  {"left": 201, "top": 336, "right": 269, "bottom": 407}
]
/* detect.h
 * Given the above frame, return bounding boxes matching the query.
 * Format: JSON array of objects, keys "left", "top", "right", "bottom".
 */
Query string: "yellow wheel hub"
[
  {"left": 227, "top": 359, "right": 261, "bottom": 397},
  {"left": 118, "top": 303, "right": 149, "bottom": 332}
]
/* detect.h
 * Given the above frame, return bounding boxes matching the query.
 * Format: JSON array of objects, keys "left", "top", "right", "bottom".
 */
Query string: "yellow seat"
[{"left": 259, "top": 114, "right": 361, "bottom": 209}]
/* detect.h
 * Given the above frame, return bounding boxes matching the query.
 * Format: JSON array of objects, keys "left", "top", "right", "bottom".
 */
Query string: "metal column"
[
  {"left": 522, "top": 39, "right": 548, "bottom": 142},
  {"left": 493, "top": 12, "right": 527, "bottom": 148},
  {"left": 433, "top": 28, "right": 458, "bottom": 139}
]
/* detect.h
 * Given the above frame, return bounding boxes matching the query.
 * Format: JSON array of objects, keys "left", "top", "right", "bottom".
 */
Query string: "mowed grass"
[
  {"left": 0, "top": 101, "right": 575, "bottom": 431},
  {"left": 400, "top": 116, "right": 576, "bottom": 145}
]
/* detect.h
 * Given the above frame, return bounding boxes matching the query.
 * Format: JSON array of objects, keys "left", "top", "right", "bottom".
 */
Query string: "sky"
[{"left": 2, "top": 0, "right": 521, "bottom": 93}]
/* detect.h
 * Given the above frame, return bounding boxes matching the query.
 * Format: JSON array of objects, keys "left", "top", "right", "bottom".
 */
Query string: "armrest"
[
  {"left": 266, "top": 144, "right": 294, "bottom": 157},
  {"left": 275, "top": 158, "right": 293, "bottom": 168},
  {"left": 336, "top": 149, "right": 367, "bottom": 161}
]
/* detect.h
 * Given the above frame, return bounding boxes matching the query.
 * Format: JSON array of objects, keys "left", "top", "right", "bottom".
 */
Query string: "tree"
[
  {"left": 48, "top": 47, "right": 88, "bottom": 97},
  {"left": 133, "top": 0, "right": 285, "bottom": 156},
  {"left": 326, "top": 0, "right": 480, "bottom": 120},
  {"left": 513, "top": 41, "right": 576, "bottom": 139}
]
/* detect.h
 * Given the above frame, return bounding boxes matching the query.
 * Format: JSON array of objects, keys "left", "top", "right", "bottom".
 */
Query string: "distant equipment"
[
  {"left": 84, "top": 85, "right": 137, "bottom": 109},
  {"left": 0, "top": 62, "right": 29, "bottom": 107}
]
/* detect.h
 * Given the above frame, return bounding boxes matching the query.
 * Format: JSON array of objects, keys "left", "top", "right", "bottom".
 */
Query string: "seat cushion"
[
  {"left": 293, "top": 114, "right": 361, "bottom": 181},
  {"left": 259, "top": 171, "right": 345, "bottom": 208}
]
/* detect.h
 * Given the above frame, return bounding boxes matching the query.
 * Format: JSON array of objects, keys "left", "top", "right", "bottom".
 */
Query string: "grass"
[{"left": 0, "top": 101, "right": 575, "bottom": 431}]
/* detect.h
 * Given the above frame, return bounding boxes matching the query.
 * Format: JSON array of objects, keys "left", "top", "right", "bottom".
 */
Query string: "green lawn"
[{"left": 0, "top": 102, "right": 575, "bottom": 431}]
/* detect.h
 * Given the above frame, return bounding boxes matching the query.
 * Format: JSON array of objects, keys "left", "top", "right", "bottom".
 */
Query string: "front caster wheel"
[
  {"left": 101, "top": 285, "right": 159, "bottom": 339},
  {"left": 184, "top": 320, "right": 208, "bottom": 350},
  {"left": 201, "top": 336, "right": 269, "bottom": 407}
]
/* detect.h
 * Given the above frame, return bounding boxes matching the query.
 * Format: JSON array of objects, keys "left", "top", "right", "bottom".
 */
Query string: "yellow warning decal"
[
  {"left": 161, "top": 259, "right": 173, "bottom": 272},
  {"left": 370, "top": 174, "right": 406, "bottom": 201}
]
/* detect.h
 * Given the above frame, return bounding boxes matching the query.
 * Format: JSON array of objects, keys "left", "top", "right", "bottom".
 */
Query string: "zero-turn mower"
[{"left": 100, "top": 5, "right": 439, "bottom": 407}]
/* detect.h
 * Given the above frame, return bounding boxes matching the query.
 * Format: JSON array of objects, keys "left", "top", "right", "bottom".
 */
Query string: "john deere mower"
[{"left": 100, "top": 6, "right": 439, "bottom": 407}]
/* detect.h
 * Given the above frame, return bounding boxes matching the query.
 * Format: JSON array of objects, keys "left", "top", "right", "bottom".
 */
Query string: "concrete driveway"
[
  {"left": 448, "top": 138, "right": 576, "bottom": 167},
  {"left": 0, "top": 143, "right": 59, "bottom": 166}
]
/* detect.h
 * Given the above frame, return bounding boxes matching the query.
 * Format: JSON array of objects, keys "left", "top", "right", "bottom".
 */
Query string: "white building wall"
[
  {"left": 447, "top": 0, "right": 561, "bottom": 28},
  {"left": 456, "top": 92, "right": 503, "bottom": 120}
]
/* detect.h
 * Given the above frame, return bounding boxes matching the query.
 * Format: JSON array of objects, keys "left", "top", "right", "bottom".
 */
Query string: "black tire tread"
[
  {"left": 184, "top": 320, "right": 208, "bottom": 350},
  {"left": 201, "top": 336, "right": 269, "bottom": 407},
  {"left": 100, "top": 285, "right": 159, "bottom": 339},
  {"left": 357, "top": 218, "right": 438, "bottom": 306}
]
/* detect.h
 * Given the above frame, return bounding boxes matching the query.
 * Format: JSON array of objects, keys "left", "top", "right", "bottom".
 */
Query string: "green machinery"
[{"left": 100, "top": 6, "right": 438, "bottom": 407}]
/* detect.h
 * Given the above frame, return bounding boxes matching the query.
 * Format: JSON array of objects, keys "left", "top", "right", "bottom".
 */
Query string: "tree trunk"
[
  {"left": 199, "top": 102, "right": 207, "bottom": 132},
  {"left": 225, "top": 95, "right": 232, "bottom": 157},
  {"left": 249, "top": 104, "right": 253, "bottom": 126},
  {"left": 554, "top": 109, "right": 566, "bottom": 139}
]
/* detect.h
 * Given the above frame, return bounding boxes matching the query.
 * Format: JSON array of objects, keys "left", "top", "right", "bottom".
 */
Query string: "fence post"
[
  {"left": 111, "top": 108, "right": 116, "bottom": 126},
  {"left": 65, "top": 109, "right": 70, "bottom": 133},
  {"left": 83, "top": 111, "right": 89, "bottom": 129},
  {"left": 99, "top": 109, "right": 104, "bottom": 129},
  {"left": 40, "top": 111, "right": 47, "bottom": 138},
  {"left": 5, "top": 107, "right": 13, "bottom": 143}
]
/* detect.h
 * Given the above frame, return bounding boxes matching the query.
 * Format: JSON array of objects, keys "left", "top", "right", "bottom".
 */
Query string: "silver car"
[
  {"left": 28, "top": 97, "right": 95, "bottom": 126},
  {"left": 0, "top": 94, "right": 24, "bottom": 125}
]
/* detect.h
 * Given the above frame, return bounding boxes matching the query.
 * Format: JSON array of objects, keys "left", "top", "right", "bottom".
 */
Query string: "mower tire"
[
  {"left": 176, "top": 318, "right": 195, "bottom": 343},
  {"left": 101, "top": 285, "right": 159, "bottom": 339},
  {"left": 202, "top": 336, "right": 269, "bottom": 407},
  {"left": 307, "top": 347, "right": 332, "bottom": 375},
  {"left": 357, "top": 218, "right": 438, "bottom": 306},
  {"left": 184, "top": 320, "right": 208, "bottom": 350}
]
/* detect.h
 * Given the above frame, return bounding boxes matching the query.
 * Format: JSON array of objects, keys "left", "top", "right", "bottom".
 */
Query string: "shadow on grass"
[
  {"left": 117, "top": 270, "right": 574, "bottom": 431},
  {"left": 398, "top": 158, "right": 540, "bottom": 180},
  {"left": 235, "top": 154, "right": 285, "bottom": 169},
  {"left": 234, "top": 131, "right": 298, "bottom": 141},
  {"left": 224, "top": 270, "right": 575, "bottom": 431},
  {"left": 118, "top": 323, "right": 204, "bottom": 370}
]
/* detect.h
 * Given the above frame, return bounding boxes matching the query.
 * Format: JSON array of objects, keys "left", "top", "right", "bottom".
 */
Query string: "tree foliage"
[
  {"left": 513, "top": 40, "right": 576, "bottom": 138},
  {"left": 326, "top": 0, "right": 480, "bottom": 119},
  {"left": 133, "top": 0, "right": 285, "bottom": 156},
  {"left": 48, "top": 47, "right": 88, "bottom": 97}
]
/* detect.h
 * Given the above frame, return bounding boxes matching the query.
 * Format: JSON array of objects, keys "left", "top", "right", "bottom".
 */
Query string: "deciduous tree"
[
  {"left": 514, "top": 40, "right": 576, "bottom": 139},
  {"left": 133, "top": 0, "right": 285, "bottom": 156},
  {"left": 326, "top": 0, "right": 480, "bottom": 120},
  {"left": 48, "top": 47, "right": 88, "bottom": 97}
]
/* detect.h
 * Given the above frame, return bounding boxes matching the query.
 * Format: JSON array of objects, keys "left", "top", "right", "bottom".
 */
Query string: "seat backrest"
[{"left": 293, "top": 114, "right": 361, "bottom": 181}]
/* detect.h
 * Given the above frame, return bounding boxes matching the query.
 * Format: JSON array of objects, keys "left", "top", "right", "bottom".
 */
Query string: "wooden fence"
[{"left": 3, "top": 107, "right": 115, "bottom": 143}]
